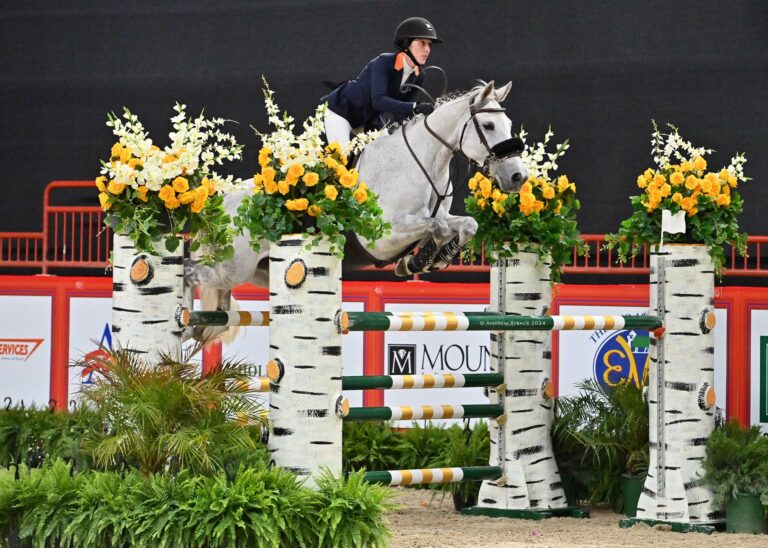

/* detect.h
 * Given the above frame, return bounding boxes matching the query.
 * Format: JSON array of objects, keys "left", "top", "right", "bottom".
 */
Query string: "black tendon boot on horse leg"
[
  {"left": 394, "top": 238, "right": 441, "bottom": 276},
  {"left": 429, "top": 236, "right": 462, "bottom": 271}
]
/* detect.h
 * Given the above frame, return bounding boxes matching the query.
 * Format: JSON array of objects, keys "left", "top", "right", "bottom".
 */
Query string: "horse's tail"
[{"left": 199, "top": 286, "right": 242, "bottom": 344}]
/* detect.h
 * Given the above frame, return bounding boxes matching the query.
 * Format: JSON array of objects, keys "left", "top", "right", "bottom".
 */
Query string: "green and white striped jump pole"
[
  {"left": 341, "top": 372, "right": 504, "bottom": 391},
  {"left": 175, "top": 307, "right": 270, "bottom": 328},
  {"left": 364, "top": 466, "right": 502, "bottom": 486},
  {"left": 344, "top": 403, "right": 504, "bottom": 422},
  {"left": 338, "top": 312, "right": 662, "bottom": 332}
]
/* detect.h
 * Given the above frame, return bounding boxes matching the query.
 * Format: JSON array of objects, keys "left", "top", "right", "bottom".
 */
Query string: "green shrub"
[
  {"left": 342, "top": 422, "right": 402, "bottom": 473},
  {"left": 0, "top": 460, "right": 392, "bottom": 547},
  {"left": 702, "top": 420, "right": 768, "bottom": 508}
]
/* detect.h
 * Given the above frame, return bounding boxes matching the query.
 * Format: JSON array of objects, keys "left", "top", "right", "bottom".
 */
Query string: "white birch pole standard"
[
  {"left": 266, "top": 234, "right": 344, "bottom": 488},
  {"left": 476, "top": 252, "right": 567, "bottom": 511},
  {"left": 637, "top": 244, "right": 720, "bottom": 524},
  {"left": 111, "top": 233, "right": 184, "bottom": 361}
]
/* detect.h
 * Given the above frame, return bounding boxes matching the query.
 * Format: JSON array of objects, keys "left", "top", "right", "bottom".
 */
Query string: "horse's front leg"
[
  {"left": 390, "top": 214, "right": 453, "bottom": 277},
  {"left": 429, "top": 214, "right": 478, "bottom": 272}
]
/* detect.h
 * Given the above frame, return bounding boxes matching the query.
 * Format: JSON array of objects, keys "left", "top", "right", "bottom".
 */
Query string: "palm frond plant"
[
  {"left": 552, "top": 379, "right": 648, "bottom": 509},
  {"left": 427, "top": 421, "right": 490, "bottom": 510},
  {"left": 75, "top": 349, "right": 267, "bottom": 476}
]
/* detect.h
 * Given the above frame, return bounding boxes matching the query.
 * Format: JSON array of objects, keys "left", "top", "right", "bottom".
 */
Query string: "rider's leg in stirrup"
[{"left": 324, "top": 109, "right": 352, "bottom": 147}]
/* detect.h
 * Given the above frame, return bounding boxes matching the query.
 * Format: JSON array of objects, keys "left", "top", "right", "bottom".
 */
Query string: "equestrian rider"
[{"left": 322, "top": 17, "right": 441, "bottom": 146}]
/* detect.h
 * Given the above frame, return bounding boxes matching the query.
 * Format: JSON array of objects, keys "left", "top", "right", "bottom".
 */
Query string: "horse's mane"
[{"left": 389, "top": 83, "right": 488, "bottom": 131}]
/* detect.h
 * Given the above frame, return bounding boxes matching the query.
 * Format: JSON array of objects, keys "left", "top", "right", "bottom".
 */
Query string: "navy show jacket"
[{"left": 322, "top": 52, "right": 425, "bottom": 130}]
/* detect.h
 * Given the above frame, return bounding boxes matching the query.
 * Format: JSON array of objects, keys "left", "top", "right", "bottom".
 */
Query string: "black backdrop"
[{"left": 1, "top": 0, "right": 766, "bottom": 237}]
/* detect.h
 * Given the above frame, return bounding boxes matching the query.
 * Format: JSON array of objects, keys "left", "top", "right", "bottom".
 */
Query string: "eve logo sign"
[{"left": 388, "top": 344, "right": 416, "bottom": 375}]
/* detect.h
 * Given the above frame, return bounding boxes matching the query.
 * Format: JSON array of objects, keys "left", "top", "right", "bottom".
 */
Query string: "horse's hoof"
[{"left": 394, "top": 258, "right": 412, "bottom": 277}]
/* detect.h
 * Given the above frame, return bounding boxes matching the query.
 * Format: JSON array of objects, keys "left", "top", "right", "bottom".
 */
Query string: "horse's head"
[{"left": 460, "top": 81, "right": 528, "bottom": 193}]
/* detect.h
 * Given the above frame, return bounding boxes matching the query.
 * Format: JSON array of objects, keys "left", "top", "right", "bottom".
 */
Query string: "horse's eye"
[{"left": 482, "top": 122, "right": 495, "bottom": 131}]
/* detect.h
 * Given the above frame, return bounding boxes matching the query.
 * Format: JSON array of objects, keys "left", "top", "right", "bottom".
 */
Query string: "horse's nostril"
[{"left": 512, "top": 173, "right": 522, "bottom": 184}]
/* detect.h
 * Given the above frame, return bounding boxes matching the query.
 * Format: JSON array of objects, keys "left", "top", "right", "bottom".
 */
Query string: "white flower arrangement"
[
  {"left": 518, "top": 126, "right": 570, "bottom": 181},
  {"left": 97, "top": 104, "right": 246, "bottom": 264}
]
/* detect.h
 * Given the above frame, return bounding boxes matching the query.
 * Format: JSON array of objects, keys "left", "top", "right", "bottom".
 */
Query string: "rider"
[{"left": 321, "top": 17, "right": 441, "bottom": 146}]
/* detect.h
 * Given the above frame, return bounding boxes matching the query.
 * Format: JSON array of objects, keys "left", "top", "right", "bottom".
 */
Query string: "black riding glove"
[{"left": 413, "top": 102, "right": 434, "bottom": 115}]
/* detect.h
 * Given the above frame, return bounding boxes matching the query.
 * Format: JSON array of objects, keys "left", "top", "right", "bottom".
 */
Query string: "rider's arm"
[{"left": 369, "top": 56, "right": 416, "bottom": 119}]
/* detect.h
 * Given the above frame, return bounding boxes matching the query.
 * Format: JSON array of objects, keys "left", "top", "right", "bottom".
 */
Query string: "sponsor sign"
[
  {"left": 0, "top": 296, "right": 52, "bottom": 406},
  {"left": 68, "top": 297, "right": 365, "bottom": 407},
  {"left": 558, "top": 305, "right": 728, "bottom": 414},
  {"left": 750, "top": 310, "right": 768, "bottom": 431},
  {"left": 384, "top": 303, "right": 490, "bottom": 425}
]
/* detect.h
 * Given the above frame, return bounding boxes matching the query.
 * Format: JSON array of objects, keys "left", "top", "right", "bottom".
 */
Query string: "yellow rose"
[
  {"left": 202, "top": 177, "right": 216, "bottom": 195},
  {"left": 340, "top": 171, "right": 358, "bottom": 188},
  {"left": 165, "top": 197, "right": 181, "bottom": 210},
  {"left": 669, "top": 172, "right": 684, "bottom": 186},
  {"left": 680, "top": 161, "right": 693, "bottom": 172},
  {"left": 491, "top": 188, "right": 501, "bottom": 200},
  {"left": 324, "top": 157, "right": 339, "bottom": 170},
  {"left": 652, "top": 174, "right": 666, "bottom": 187},
  {"left": 492, "top": 200, "right": 505, "bottom": 216},
  {"left": 264, "top": 178, "right": 278, "bottom": 194},
  {"left": 308, "top": 204, "right": 322, "bottom": 217},
  {"left": 253, "top": 173, "right": 263, "bottom": 190},
  {"left": 680, "top": 196, "right": 695, "bottom": 211},
  {"left": 636, "top": 175, "right": 647, "bottom": 189},
  {"left": 533, "top": 200, "right": 545, "bottom": 213},
  {"left": 716, "top": 194, "right": 731, "bottom": 207},
  {"left": 127, "top": 158, "right": 142, "bottom": 169},
  {"left": 643, "top": 168, "right": 654, "bottom": 181},
  {"left": 727, "top": 174, "right": 738, "bottom": 188},
  {"left": 107, "top": 180, "right": 126, "bottom": 195},
  {"left": 556, "top": 175, "right": 570, "bottom": 193},
  {"left": 684, "top": 175, "right": 699, "bottom": 190},
  {"left": 262, "top": 166, "right": 276, "bottom": 182},
  {"left": 119, "top": 148, "right": 132, "bottom": 164},
  {"left": 324, "top": 185, "right": 338, "bottom": 200},
  {"left": 285, "top": 173, "right": 299, "bottom": 186},
  {"left": 302, "top": 172, "right": 320, "bottom": 187},
  {"left": 110, "top": 142, "right": 123, "bottom": 158},
  {"left": 158, "top": 185, "right": 175, "bottom": 202},
  {"left": 477, "top": 198, "right": 487, "bottom": 209},
  {"left": 693, "top": 156, "right": 707, "bottom": 171},
  {"left": 722, "top": 183, "right": 731, "bottom": 195},
  {"left": 258, "top": 147, "right": 272, "bottom": 167},
  {"left": 195, "top": 186, "right": 209, "bottom": 200},
  {"left": 521, "top": 181, "right": 533, "bottom": 194},
  {"left": 277, "top": 180, "right": 290, "bottom": 195},
  {"left": 288, "top": 163, "right": 305, "bottom": 178},
  {"left": 339, "top": 154, "right": 348, "bottom": 166},
  {"left": 718, "top": 169, "right": 730, "bottom": 180},
  {"left": 136, "top": 186, "right": 149, "bottom": 202},
  {"left": 479, "top": 178, "right": 492, "bottom": 198},
  {"left": 162, "top": 154, "right": 177, "bottom": 164},
  {"left": 542, "top": 184, "right": 555, "bottom": 199},
  {"left": 95, "top": 176, "right": 107, "bottom": 192},
  {"left": 554, "top": 200, "right": 562, "bottom": 214},
  {"left": 190, "top": 198, "right": 205, "bottom": 213},
  {"left": 671, "top": 192, "right": 683, "bottom": 204},
  {"left": 687, "top": 207, "right": 698, "bottom": 217},
  {"left": 172, "top": 176, "right": 189, "bottom": 193},
  {"left": 285, "top": 198, "right": 309, "bottom": 211},
  {"left": 659, "top": 183, "right": 671, "bottom": 197},
  {"left": 98, "top": 192, "right": 111, "bottom": 210},
  {"left": 468, "top": 178, "right": 478, "bottom": 190},
  {"left": 353, "top": 187, "right": 368, "bottom": 204},
  {"left": 700, "top": 179, "right": 713, "bottom": 194},
  {"left": 178, "top": 190, "right": 196, "bottom": 205}
]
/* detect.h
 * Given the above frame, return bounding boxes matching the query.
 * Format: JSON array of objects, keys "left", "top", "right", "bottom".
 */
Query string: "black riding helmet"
[{"left": 394, "top": 17, "right": 442, "bottom": 51}]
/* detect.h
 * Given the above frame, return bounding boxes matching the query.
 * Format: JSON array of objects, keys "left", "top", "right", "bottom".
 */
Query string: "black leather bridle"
[{"left": 402, "top": 92, "right": 525, "bottom": 217}]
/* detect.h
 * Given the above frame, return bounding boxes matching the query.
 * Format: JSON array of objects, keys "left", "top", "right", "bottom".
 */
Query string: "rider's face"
[{"left": 408, "top": 39, "right": 432, "bottom": 65}]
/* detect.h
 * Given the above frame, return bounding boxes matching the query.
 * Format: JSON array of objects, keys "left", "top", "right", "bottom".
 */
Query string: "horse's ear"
[
  {"left": 495, "top": 81, "right": 513, "bottom": 103},
  {"left": 477, "top": 80, "right": 495, "bottom": 106}
]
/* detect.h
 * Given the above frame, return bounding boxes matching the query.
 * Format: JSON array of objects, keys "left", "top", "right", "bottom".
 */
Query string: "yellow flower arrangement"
[
  {"left": 464, "top": 127, "right": 586, "bottom": 281},
  {"left": 234, "top": 80, "right": 388, "bottom": 256},
  {"left": 606, "top": 122, "right": 750, "bottom": 273},
  {"left": 97, "top": 104, "right": 244, "bottom": 264}
]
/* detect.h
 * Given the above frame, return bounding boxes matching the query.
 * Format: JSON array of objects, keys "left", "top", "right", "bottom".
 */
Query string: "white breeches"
[{"left": 324, "top": 109, "right": 357, "bottom": 147}]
